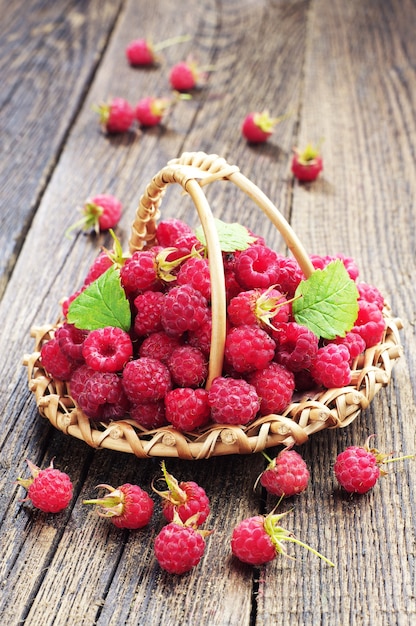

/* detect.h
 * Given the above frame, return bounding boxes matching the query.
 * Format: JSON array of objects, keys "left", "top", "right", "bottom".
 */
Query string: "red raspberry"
[
  {"left": 155, "top": 218, "right": 194, "bottom": 247},
  {"left": 248, "top": 362, "right": 295, "bottom": 415},
  {"left": 187, "top": 317, "right": 213, "bottom": 356},
  {"left": 83, "top": 483, "right": 154, "bottom": 529},
  {"left": 241, "top": 111, "right": 285, "bottom": 143},
  {"left": 135, "top": 97, "right": 171, "bottom": 127},
  {"left": 167, "top": 345, "right": 207, "bottom": 388},
  {"left": 83, "top": 252, "right": 114, "bottom": 286},
  {"left": 174, "top": 233, "right": 204, "bottom": 254},
  {"left": 95, "top": 97, "right": 135, "bottom": 133},
  {"left": 78, "top": 194, "right": 122, "bottom": 233},
  {"left": 224, "top": 325, "right": 276, "bottom": 373},
  {"left": 207, "top": 377, "right": 260, "bottom": 425},
  {"left": 273, "top": 322, "right": 319, "bottom": 372},
  {"left": 164, "top": 387, "right": 210, "bottom": 431},
  {"left": 234, "top": 245, "right": 280, "bottom": 289},
  {"left": 334, "top": 436, "right": 414, "bottom": 494},
  {"left": 227, "top": 288, "right": 289, "bottom": 328},
  {"left": 161, "top": 284, "right": 210, "bottom": 337},
  {"left": 82, "top": 326, "right": 133, "bottom": 372},
  {"left": 122, "top": 357, "right": 172, "bottom": 403},
  {"left": 259, "top": 449, "right": 310, "bottom": 497},
  {"left": 62, "top": 287, "right": 85, "bottom": 318},
  {"left": 310, "top": 343, "right": 351, "bottom": 388},
  {"left": 154, "top": 461, "right": 210, "bottom": 525},
  {"left": 18, "top": 459, "right": 73, "bottom": 513},
  {"left": 310, "top": 254, "right": 359, "bottom": 282},
  {"left": 133, "top": 291, "right": 165, "bottom": 336},
  {"left": 154, "top": 520, "right": 208, "bottom": 574},
  {"left": 231, "top": 511, "right": 334, "bottom": 566},
  {"left": 70, "top": 365, "right": 129, "bottom": 420},
  {"left": 139, "top": 331, "right": 181, "bottom": 364},
  {"left": 328, "top": 331, "right": 366, "bottom": 363},
  {"left": 120, "top": 250, "right": 161, "bottom": 296},
  {"left": 357, "top": 282, "right": 385, "bottom": 310},
  {"left": 352, "top": 300, "right": 386, "bottom": 348},
  {"left": 125, "top": 38, "right": 156, "bottom": 65},
  {"left": 40, "top": 338, "right": 76, "bottom": 380},
  {"left": 176, "top": 256, "right": 211, "bottom": 301},
  {"left": 130, "top": 401, "right": 168, "bottom": 430},
  {"left": 169, "top": 61, "right": 202, "bottom": 91},
  {"left": 275, "top": 254, "right": 304, "bottom": 298},
  {"left": 55, "top": 323, "right": 89, "bottom": 362},
  {"left": 291, "top": 143, "right": 323, "bottom": 182},
  {"left": 224, "top": 267, "right": 243, "bottom": 302}
]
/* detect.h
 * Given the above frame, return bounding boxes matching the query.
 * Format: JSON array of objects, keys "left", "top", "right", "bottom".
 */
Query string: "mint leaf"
[
  {"left": 196, "top": 218, "right": 257, "bottom": 252},
  {"left": 292, "top": 260, "right": 359, "bottom": 339},
  {"left": 67, "top": 266, "right": 131, "bottom": 332}
]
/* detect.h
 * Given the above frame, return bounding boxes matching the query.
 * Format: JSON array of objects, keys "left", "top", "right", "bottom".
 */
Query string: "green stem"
[
  {"left": 283, "top": 536, "right": 335, "bottom": 567},
  {"left": 153, "top": 34, "right": 191, "bottom": 51}
]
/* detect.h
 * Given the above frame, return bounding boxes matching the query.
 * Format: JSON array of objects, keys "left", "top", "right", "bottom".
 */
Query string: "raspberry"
[
  {"left": 207, "top": 377, "right": 260, "bottom": 425},
  {"left": 125, "top": 38, "right": 155, "bottom": 66},
  {"left": 234, "top": 245, "right": 280, "bottom": 289},
  {"left": 224, "top": 267, "right": 243, "bottom": 302},
  {"left": 95, "top": 97, "right": 135, "bottom": 133},
  {"left": 328, "top": 331, "right": 366, "bottom": 362},
  {"left": 62, "top": 287, "right": 85, "bottom": 318},
  {"left": 334, "top": 436, "right": 414, "bottom": 494},
  {"left": 83, "top": 483, "right": 154, "bottom": 529},
  {"left": 77, "top": 194, "right": 122, "bottom": 234},
  {"left": 40, "top": 338, "right": 76, "bottom": 380},
  {"left": 130, "top": 401, "right": 168, "bottom": 430},
  {"left": 310, "top": 343, "right": 351, "bottom": 388},
  {"left": 227, "top": 288, "right": 289, "bottom": 328},
  {"left": 224, "top": 325, "right": 275, "bottom": 373},
  {"left": 241, "top": 111, "right": 278, "bottom": 144},
  {"left": 357, "top": 282, "right": 385, "bottom": 310},
  {"left": 55, "top": 323, "right": 89, "bottom": 362},
  {"left": 259, "top": 449, "right": 310, "bottom": 497},
  {"left": 120, "top": 250, "right": 161, "bottom": 296},
  {"left": 352, "top": 300, "right": 386, "bottom": 348},
  {"left": 169, "top": 61, "right": 200, "bottom": 91},
  {"left": 139, "top": 331, "right": 181, "bottom": 364},
  {"left": 176, "top": 256, "right": 211, "bottom": 301},
  {"left": 122, "top": 357, "right": 172, "bottom": 403},
  {"left": 164, "top": 387, "right": 210, "bottom": 431},
  {"left": 248, "top": 362, "right": 295, "bottom": 415},
  {"left": 70, "top": 365, "right": 129, "bottom": 420},
  {"left": 155, "top": 218, "right": 194, "bottom": 248},
  {"left": 133, "top": 291, "right": 165, "bottom": 336},
  {"left": 84, "top": 252, "right": 114, "bottom": 286},
  {"left": 154, "top": 520, "right": 208, "bottom": 574},
  {"left": 273, "top": 322, "right": 319, "bottom": 372},
  {"left": 18, "top": 459, "right": 73, "bottom": 513},
  {"left": 167, "top": 345, "right": 207, "bottom": 388},
  {"left": 187, "top": 317, "right": 213, "bottom": 356},
  {"left": 135, "top": 97, "right": 171, "bottom": 127},
  {"left": 231, "top": 511, "right": 333, "bottom": 566},
  {"left": 82, "top": 326, "right": 133, "bottom": 372},
  {"left": 275, "top": 254, "right": 304, "bottom": 298},
  {"left": 291, "top": 143, "right": 323, "bottom": 182},
  {"left": 310, "top": 254, "right": 359, "bottom": 282},
  {"left": 154, "top": 461, "right": 210, "bottom": 525},
  {"left": 231, "top": 515, "right": 276, "bottom": 565},
  {"left": 161, "top": 284, "right": 210, "bottom": 337}
]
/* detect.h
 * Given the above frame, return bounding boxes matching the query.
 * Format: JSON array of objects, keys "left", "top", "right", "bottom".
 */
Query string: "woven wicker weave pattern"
[{"left": 24, "top": 152, "right": 404, "bottom": 459}]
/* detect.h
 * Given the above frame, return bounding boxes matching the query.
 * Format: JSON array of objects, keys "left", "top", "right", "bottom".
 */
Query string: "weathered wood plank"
[
  {"left": 0, "top": 0, "right": 123, "bottom": 299},
  {"left": 256, "top": 0, "right": 416, "bottom": 624}
]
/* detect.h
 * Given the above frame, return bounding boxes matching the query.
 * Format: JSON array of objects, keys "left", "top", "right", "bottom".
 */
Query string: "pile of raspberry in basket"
[{"left": 39, "top": 217, "right": 387, "bottom": 432}]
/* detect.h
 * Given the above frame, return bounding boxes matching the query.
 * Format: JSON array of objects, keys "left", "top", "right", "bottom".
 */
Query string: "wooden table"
[{"left": 1, "top": 0, "right": 415, "bottom": 624}]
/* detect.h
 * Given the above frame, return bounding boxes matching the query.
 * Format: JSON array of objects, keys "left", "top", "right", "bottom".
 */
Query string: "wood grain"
[{"left": 0, "top": 0, "right": 415, "bottom": 624}]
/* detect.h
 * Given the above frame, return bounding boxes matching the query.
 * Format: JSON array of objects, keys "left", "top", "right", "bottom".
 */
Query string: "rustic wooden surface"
[{"left": 1, "top": 0, "right": 415, "bottom": 624}]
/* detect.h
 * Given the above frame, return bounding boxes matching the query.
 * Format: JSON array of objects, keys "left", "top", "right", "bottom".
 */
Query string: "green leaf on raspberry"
[
  {"left": 292, "top": 260, "right": 359, "bottom": 339},
  {"left": 67, "top": 266, "right": 131, "bottom": 332},
  {"left": 195, "top": 218, "right": 256, "bottom": 252}
]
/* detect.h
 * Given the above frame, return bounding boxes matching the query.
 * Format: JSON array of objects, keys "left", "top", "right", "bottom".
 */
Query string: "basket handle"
[{"left": 129, "top": 151, "right": 315, "bottom": 388}]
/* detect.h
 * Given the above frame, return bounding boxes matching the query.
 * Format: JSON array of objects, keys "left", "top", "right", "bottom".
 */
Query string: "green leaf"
[
  {"left": 292, "top": 260, "right": 359, "bottom": 339},
  {"left": 67, "top": 266, "right": 131, "bottom": 332},
  {"left": 195, "top": 218, "right": 257, "bottom": 252}
]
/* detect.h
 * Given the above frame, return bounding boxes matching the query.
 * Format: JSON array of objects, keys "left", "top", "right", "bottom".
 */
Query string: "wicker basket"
[{"left": 24, "top": 152, "right": 404, "bottom": 460}]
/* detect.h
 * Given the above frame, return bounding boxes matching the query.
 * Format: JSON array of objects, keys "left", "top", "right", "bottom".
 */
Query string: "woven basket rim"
[{"left": 24, "top": 152, "right": 404, "bottom": 459}]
